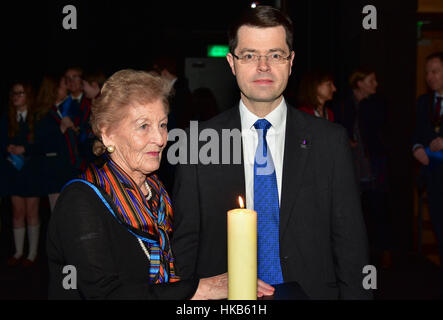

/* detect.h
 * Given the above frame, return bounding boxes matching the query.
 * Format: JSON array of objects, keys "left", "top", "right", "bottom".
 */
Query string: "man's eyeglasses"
[{"left": 232, "top": 52, "right": 292, "bottom": 65}]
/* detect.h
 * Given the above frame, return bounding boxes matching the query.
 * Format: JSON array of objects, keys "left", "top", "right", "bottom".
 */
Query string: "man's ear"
[
  {"left": 289, "top": 51, "right": 295, "bottom": 76},
  {"left": 226, "top": 53, "right": 236, "bottom": 76}
]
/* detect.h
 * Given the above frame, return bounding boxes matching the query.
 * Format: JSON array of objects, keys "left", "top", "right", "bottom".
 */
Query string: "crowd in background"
[
  {"left": 0, "top": 57, "right": 219, "bottom": 268},
  {"left": 1, "top": 53, "right": 442, "bottom": 293}
]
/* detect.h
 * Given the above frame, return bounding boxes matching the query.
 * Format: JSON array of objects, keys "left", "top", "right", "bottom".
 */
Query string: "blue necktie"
[{"left": 253, "top": 119, "right": 283, "bottom": 285}]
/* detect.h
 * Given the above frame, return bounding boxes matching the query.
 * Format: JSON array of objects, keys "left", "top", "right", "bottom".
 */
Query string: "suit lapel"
[
  {"left": 280, "top": 106, "right": 311, "bottom": 241},
  {"left": 217, "top": 106, "right": 246, "bottom": 208}
]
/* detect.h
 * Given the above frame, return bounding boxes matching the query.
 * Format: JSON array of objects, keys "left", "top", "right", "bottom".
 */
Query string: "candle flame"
[{"left": 238, "top": 196, "right": 245, "bottom": 209}]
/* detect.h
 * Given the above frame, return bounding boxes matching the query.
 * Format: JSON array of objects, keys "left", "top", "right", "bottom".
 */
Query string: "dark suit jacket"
[
  {"left": 413, "top": 92, "right": 443, "bottom": 148},
  {"left": 412, "top": 92, "right": 443, "bottom": 187},
  {"left": 333, "top": 92, "right": 388, "bottom": 158},
  {"left": 172, "top": 103, "right": 372, "bottom": 299}
]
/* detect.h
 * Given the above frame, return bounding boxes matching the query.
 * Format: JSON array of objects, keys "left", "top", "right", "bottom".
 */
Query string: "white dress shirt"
[
  {"left": 16, "top": 110, "right": 28, "bottom": 122},
  {"left": 71, "top": 93, "right": 83, "bottom": 102},
  {"left": 239, "top": 98, "right": 287, "bottom": 209}
]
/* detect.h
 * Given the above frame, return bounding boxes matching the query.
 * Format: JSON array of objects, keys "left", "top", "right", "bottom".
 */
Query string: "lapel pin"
[{"left": 300, "top": 139, "right": 311, "bottom": 149}]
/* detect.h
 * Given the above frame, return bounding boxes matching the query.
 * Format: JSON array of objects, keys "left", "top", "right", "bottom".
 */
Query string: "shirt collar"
[
  {"left": 239, "top": 98, "right": 287, "bottom": 132},
  {"left": 55, "top": 96, "right": 68, "bottom": 108},
  {"left": 71, "top": 93, "right": 83, "bottom": 102},
  {"left": 16, "top": 110, "right": 27, "bottom": 122}
]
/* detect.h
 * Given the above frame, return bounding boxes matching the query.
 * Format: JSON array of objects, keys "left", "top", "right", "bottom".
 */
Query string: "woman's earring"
[{"left": 107, "top": 145, "right": 115, "bottom": 153}]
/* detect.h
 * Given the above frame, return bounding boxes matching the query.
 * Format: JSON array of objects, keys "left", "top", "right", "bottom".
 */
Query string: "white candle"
[{"left": 227, "top": 196, "right": 257, "bottom": 300}]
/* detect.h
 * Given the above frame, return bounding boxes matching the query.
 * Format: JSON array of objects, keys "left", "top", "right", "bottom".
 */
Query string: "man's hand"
[
  {"left": 257, "top": 279, "right": 275, "bottom": 297},
  {"left": 430, "top": 137, "right": 443, "bottom": 152},
  {"left": 413, "top": 147, "right": 430, "bottom": 166},
  {"left": 191, "top": 273, "right": 276, "bottom": 300}
]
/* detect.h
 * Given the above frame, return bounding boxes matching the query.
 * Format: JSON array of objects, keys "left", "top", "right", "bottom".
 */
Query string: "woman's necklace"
[
  {"left": 137, "top": 180, "right": 152, "bottom": 260},
  {"left": 137, "top": 238, "right": 151, "bottom": 260},
  {"left": 144, "top": 180, "right": 152, "bottom": 201}
]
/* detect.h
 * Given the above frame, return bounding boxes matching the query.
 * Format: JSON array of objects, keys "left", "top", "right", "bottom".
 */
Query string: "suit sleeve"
[
  {"left": 171, "top": 160, "right": 201, "bottom": 280},
  {"left": 331, "top": 127, "right": 373, "bottom": 299},
  {"left": 50, "top": 183, "right": 198, "bottom": 299},
  {"left": 412, "top": 96, "right": 431, "bottom": 148}
]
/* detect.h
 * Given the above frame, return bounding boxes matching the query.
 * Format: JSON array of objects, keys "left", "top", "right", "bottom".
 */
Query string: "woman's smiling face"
[{"left": 103, "top": 99, "right": 168, "bottom": 177}]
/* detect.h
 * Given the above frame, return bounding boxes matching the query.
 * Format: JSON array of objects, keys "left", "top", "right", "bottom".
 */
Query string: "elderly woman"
[{"left": 47, "top": 70, "right": 228, "bottom": 299}]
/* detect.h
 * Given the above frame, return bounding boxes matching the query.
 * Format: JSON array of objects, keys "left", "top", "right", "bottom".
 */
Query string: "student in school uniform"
[
  {"left": 35, "top": 74, "right": 85, "bottom": 211},
  {"left": 64, "top": 67, "right": 93, "bottom": 169},
  {"left": 4, "top": 81, "right": 43, "bottom": 267}
]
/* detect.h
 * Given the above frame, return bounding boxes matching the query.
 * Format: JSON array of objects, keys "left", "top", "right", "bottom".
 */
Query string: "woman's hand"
[
  {"left": 60, "top": 117, "right": 75, "bottom": 134},
  {"left": 191, "top": 273, "right": 228, "bottom": 300},
  {"left": 257, "top": 279, "right": 275, "bottom": 297},
  {"left": 430, "top": 137, "right": 443, "bottom": 152},
  {"left": 7, "top": 144, "right": 25, "bottom": 155},
  {"left": 191, "top": 273, "right": 275, "bottom": 300},
  {"left": 413, "top": 147, "right": 429, "bottom": 166}
]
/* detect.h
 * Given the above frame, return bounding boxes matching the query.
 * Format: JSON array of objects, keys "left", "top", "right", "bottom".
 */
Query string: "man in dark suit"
[
  {"left": 172, "top": 6, "right": 371, "bottom": 300},
  {"left": 412, "top": 51, "right": 443, "bottom": 297}
]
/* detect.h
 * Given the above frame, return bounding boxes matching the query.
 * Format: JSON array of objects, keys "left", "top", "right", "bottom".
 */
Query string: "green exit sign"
[{"left": 207, "top": 45, "right": 229, "bottom": 57}]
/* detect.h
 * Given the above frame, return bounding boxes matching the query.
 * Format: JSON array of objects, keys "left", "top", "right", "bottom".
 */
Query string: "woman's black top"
[{"left": 47, "top": 181, "right": 198, "bottom": 299}]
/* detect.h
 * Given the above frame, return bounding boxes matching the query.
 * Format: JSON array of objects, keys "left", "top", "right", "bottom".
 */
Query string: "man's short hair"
[
  {"left": 65, "top": 66, "right": 84, "bottom": 77},
  {"left": 228, "top": 5, "right": 294, "bottom": 54},
  {"left": 426, "top": 51, "right": 443, "bottom": 64},
  {"left": 83, "top": 71, "right": 107, "bottom": 89}
]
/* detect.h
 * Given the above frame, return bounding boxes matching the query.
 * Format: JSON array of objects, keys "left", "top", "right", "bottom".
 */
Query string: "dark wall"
[
  {"left": 286, "top": 0, "right": 417, "bottom": 251},
  {"left": 0, "top": 0, "right": 271, "bottom": 111}
]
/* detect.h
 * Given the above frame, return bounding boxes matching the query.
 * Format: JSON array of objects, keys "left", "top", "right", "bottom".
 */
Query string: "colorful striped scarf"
[{"left": 80, "top": 158, "right": 179, "bottom": 284}]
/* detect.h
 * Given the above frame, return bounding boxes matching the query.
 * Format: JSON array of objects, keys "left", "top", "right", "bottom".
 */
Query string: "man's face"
[
  {"left": 65, "top": 69, "right": 83, "bottom": 95},
  {"left": 426, "top": 58, "right": 443, "bottom": 93},
  {"left": 227, "top": 26, "right": 294, "bottom": 106}
]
